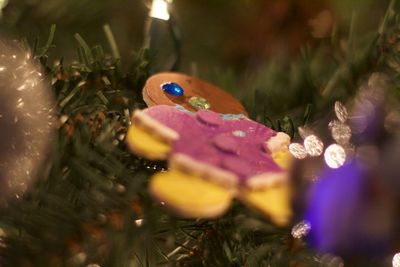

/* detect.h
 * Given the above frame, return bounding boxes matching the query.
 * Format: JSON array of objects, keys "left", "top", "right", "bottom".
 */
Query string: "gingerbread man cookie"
[{"left": 127, "top": 105, "right": 292, "bottom": 226}]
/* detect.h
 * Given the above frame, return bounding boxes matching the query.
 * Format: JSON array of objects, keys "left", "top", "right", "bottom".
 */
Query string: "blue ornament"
[{"left": 161, "top": 82, "right": 184, "bottom": 97}]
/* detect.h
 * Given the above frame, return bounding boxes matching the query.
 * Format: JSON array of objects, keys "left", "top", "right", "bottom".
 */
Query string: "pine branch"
[{"left": 1, "top": 2, "right": 400, "bottom": 266}]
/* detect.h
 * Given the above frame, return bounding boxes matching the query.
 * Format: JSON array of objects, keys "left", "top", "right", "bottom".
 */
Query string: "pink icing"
[
  {"left": 213, "top": 134, "right": 239, "bottom": 154},
  {"left": 196, "top": 110, "right": 222, "bottom": 126},
  {"left": 145, "top": 105, "right": 282, "bottom": 184}
]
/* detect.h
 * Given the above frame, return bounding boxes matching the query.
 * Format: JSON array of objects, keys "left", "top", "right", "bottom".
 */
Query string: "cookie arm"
[
  {"left": 266, "top": 132, "right": 293, "bottom": 169},
  {"left": 126, "top": 109, "right": 179, "bottom": 160},
  {"left": 239, "top": 183, "right": 292, "bottom": 226}
]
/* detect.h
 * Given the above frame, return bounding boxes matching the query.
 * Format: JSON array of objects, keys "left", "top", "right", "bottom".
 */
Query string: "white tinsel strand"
[{"left": 0, "top": 40, "right": 55, "bottom": 202}]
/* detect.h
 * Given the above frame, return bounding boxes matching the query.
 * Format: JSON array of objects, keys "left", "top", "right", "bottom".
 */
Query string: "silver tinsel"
[{"left": 0, "top": 40, "right": 55, "bottom": 201}]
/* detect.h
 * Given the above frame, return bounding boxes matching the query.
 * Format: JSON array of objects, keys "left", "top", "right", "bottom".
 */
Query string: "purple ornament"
[{"left": 304, "top": 161, "right": 395, "bottom": 258}]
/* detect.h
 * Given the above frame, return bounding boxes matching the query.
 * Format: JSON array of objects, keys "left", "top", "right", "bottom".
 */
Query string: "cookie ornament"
[
  {"left": 142, "top": 72, "right": 248, "bottom": 115},
  {"left": 126, "top": 105, "right": 293, "bottom": 226}
]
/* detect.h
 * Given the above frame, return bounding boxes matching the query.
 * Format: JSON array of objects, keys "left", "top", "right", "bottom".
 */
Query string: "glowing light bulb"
[
  {"left": 135, "top": 219, "right": 143, "bottom": 227},
  {"left": 393, "top": 253, "right": 400, "bottom": 267},
  {"left": 0, "top": 0, "right": 8, "bottom": 18},
  {"left": 324, "top": 144, "right": 346, "bottom": 169},
  {"left": 0, "top": 0, "right": 7, "bottom": 9},
  {"left": 150, "top": 0, "right": 171, "bottom": 21}
]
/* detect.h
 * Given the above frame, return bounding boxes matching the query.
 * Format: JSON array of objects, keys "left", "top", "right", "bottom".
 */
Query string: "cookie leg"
[
  {"left": 149, "top": 170, "right": 233, "bottom": 218},
  {"left": 126, "top": 125, "right": 171, "bottom": 160},
  {"left": 240, "top": 183, "right": 292, "bottom": 226}
]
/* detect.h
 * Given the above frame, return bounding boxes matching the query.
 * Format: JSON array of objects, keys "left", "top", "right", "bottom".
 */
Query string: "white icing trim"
[
  {"left": 132, "top": 109, "right": 179, "bottom": 142},
  {"left": 266, "top": 132, "right": 290, "bottom": 153},
  {"left": 170, "top": 153, "right": 239, "bottom": 189},
  {"left": 246, "top": 172, "right": 288, "bottom": 190}
]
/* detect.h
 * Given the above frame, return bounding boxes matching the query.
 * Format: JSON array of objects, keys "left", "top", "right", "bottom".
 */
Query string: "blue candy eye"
[{"left": 161, "top": 82, "right": 184, "bottom": 96}]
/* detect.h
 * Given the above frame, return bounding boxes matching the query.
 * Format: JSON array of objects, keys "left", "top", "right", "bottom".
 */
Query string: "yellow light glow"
[
  {"left": 0, "top": 0, "right": 8, "bottom": 18},
  {"left": 150, "top": 0, "right": 170, "bottom": 21},
  {"left": 0, "top": 0, "right": 7, "bottom": 9}
]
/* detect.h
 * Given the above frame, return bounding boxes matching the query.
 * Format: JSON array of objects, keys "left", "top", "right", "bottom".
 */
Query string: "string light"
[
  {"left": 150, "top": 0, "right": 171, "bottom": 21},
  {"left": 289, "top": 101, "right": 350, "bottom": 169},
  {"left": 304, "top": 135, "right": 324, "bottom": 157},
  {"left": 135, "top": 219, "right": 144, "bottom": 227},
  {"left": 324, "top": 144, "right": 346, "bottom": 169},
  {"left": 145, "top": 0, "right": 180, "bottom": 71},
  {"left": 291, "top": 220, "right": 311, "bottom": 239},
  {"left": 0, "top": 0, "right": 7, "bottom": 18},
  {"left": 393, "top": 253, "right": 400, "bottom": 267}
]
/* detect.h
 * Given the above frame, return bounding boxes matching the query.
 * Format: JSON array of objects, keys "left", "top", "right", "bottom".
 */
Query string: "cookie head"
[{"left": 143, "top": 72, "right": 248, "bottom": 115}]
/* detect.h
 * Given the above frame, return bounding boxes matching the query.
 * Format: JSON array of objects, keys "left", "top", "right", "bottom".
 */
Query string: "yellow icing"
[
  {"left": 149, "top": 170, "right": 232, "bottom": 218},
  {"left": 126, "top": 125, "right": 170, "bottom": 160},
  {"left": 240, "top": 183, "right": 292, "bottom": 226},
  {"left": 272, "top": 149, "right": 293, "bottom": 170}
]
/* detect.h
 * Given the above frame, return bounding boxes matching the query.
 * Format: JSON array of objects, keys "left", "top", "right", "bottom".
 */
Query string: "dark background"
[{"left": 0, "top": 0, "right": 389, "bottom": 72}]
